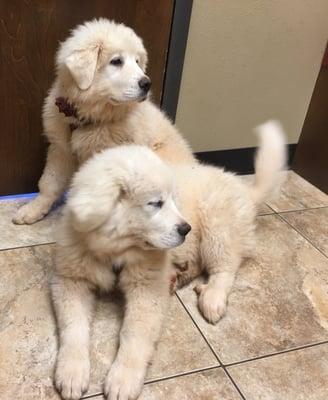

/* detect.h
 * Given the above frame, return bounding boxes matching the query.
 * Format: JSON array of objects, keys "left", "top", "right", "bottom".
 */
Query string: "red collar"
[
  {"left": 55, "top": 97, "right": 92, "bottom": 132},
  {"left": 55, "top": 97, "right": 78, "bottom": 117}
]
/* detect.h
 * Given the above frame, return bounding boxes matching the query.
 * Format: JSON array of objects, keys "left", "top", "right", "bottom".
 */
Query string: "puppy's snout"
[
  {"left": 177, "top": 222, "right": 191, "bottom": 237},
  {"left": 138, "top": 76, "right": 151, "bottom": 93}
]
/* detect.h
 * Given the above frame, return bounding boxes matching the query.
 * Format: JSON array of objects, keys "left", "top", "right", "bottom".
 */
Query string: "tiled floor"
[{"left": 1, "top": 171, "right": 328, "bottom": 400}]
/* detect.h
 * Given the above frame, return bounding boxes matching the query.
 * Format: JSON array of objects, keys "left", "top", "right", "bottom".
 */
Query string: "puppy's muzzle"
[
  {"left": 177, "top": 222, "right": 191, "bottom": 237},
  {"left": 138, "top": 76, "right": 151, "bottom": 94}
]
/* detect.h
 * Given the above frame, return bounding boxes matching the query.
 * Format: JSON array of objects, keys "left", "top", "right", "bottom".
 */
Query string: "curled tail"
[{"left": 250, "top": 120, "right": 287, "bottom": 205}]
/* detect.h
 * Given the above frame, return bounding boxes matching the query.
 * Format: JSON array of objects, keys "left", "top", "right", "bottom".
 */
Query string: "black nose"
[
  {"left": 138, "top": 76, "right": 151, "bottom": 93},
  {"left": 177, "top": 222, "right": 191, "bottom": 237}
]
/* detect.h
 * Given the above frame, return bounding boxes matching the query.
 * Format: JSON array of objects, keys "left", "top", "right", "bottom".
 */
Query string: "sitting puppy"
[
  {"left": 51, "top": 120, "right": 286, "bottom": 400},
  {"left": 13, "top": 18, "right": 195, "bottom": 225}
]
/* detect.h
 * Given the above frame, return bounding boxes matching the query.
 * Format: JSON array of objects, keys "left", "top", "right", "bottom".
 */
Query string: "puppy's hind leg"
[
  {"left": 196, "top": 235, "right": 241, "bottom": 324},
  {"left": 51, "top": 276, "right": 95, "bottom": 400}
]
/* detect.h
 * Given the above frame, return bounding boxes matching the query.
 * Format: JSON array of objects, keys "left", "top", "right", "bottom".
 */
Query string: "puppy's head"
[
  {"left": 56, "top": 19, "right": 150, "bottom": 105},
  {"left": 67, "top": 146, "right": 191, "bottom": 255}
]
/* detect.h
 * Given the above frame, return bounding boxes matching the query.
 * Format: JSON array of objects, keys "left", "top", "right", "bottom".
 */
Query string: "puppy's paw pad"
[
  {"left": 55, "top": 356, "right": 90, "bottom": 400},
  {"left": 104, "top": 363, "right": 144, "bottom": 400}
]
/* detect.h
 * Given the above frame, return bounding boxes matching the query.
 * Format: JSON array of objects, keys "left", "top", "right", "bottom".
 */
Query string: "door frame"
[{"left": 161, "top": 0, "right": 193, "bottom": 122}]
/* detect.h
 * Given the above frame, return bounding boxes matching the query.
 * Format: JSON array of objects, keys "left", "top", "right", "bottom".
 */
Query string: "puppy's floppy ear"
[
  {"left": 67, "top": 178, "right": 123, "bottom": 233},
  {"left": 65, "top": 46, "right": 99, "bottom": 90}
]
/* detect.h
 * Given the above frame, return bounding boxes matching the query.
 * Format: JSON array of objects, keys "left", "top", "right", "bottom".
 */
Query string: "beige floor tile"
[
  {"left": 228, "top": 344, "right": 328, "bottom": 400},
  {"left": 0, "top": 245, "right": 216, "bottom": 399},
  {"left": 267, "top": 171, "right": 328, "bottom": 212},
  {"left": 282, "top": 207, "right": 328, "bottom": 257},
  {"left": 178, "top": 214, "right": 328, "bottom": 364},
  {"left": 0, "top": 245, "right": 59, "bottom": 400},
  {"left": 0, "top": 197, "right": 62, "bottom": 250}
]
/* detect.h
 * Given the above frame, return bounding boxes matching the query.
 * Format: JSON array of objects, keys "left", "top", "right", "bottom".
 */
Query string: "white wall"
[{"left": 176, "top": 0, "right": 328, "bottom": 151}]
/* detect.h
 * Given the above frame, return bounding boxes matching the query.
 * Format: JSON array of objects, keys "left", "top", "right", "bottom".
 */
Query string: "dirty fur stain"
[{"left": 302, "top": 274, "right": 328, "bottom": 331}]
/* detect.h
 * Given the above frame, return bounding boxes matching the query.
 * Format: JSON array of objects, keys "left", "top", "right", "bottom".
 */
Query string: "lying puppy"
[
  {"left": 51, "top": 145, "right": 190, "bottom": 400},
  {"left": 170, "top": 120, "right": 286, "bottom": 323},
  {"left": 13, "top": 18, "right": 194, "bottom": 225},
  {"left": 51, "top": 120, "right": 285, "bottom": 400}
]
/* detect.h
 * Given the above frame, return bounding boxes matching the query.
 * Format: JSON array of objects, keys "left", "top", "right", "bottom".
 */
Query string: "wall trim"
[
  {"left": 161, "top": 0, "right": 193, "bottom": 121},
  {"left": 195, "top": 144, "right": 297, "bottom": 174}
]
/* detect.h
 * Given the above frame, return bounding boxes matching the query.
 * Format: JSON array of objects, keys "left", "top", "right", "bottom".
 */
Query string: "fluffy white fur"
[
  {"left": 13, "top": 18, "right": 194, "bottom": 225},
  {"left": 51, "top": 120, "right": 286, "bottom": 400},
  {"left": 52, "top": 146, "right": 187, "bottom": 400}
]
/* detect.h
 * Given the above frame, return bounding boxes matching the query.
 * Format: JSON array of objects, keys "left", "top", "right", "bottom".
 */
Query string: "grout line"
[
  {"left": 222, "top": 368, "right": 247, "bottom": 399},
  {"left": 258, "top": 211, "right": 275, "bottom": 216},
  {"left": 225, "top": 339, "right": 328, "bottom": 368},
  {"left": 145, "top": 365, "right": 221, "bottom": 385},
  {"left": 277, "top": 213, "right": 328, "bottom": 260},
  {"left": 263, "top": 204, "right": 277, "bottom": 214},
  {"left": 81, "top": 366, "right": 223, "bottom": 399},
  {"left": 220, "top": 366, "right": 246, "bottom": 399},
  {"left": 175, "top": 293, "right": 247, "bottom": 399},
  {"left": 0, "top": 241, "right": 55, "bottom": 252},
  {"left": 277, "top": 205, "right": 328, "bottom": 214},
  {"left": 175, "top": 293, "right": 223, "bottom": 365},
  {"left": 82, "top": 392, "right": 103, "bottom": 399}
]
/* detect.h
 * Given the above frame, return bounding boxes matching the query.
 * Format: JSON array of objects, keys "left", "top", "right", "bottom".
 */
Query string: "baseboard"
[{"left": 195, "top": 144, "right": 297, "bottom": 175}]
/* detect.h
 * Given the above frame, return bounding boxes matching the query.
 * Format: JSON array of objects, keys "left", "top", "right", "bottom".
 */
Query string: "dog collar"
[{"left": 55, "top": 97, "right": 93, "bottom": 132}]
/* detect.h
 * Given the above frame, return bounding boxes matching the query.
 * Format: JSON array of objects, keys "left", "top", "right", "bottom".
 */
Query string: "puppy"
[
  {"left": 13, "top": 18, "right": 195, "bottom": 225},
  {"left": 170, "top": 120, "right": 286, "bottom": 323},
  {"left": 51, "top": 145, "right": 191, "bottom": 400},
  {"left": 51, "top": 121, "right": 286, "bottom": 400}
]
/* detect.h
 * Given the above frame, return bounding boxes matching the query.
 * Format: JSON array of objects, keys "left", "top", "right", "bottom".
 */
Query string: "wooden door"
[
  {"left": 292, "top": 43, "right": 328, "bottom": 194},
  {"left": 0, "top": 0, "right": 174, "bottom": 195}
]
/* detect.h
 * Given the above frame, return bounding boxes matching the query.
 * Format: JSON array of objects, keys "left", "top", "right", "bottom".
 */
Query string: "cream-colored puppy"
[
  {"left": 13, "top": 18, "right": 194, "bottom": 225},
  {"left": 52, "top": 121, "right": 286, "bottom": 400},
  {"left": 51, "top": 146, "right": 190, "bottom": 400},
  {"left": 170, "top": 121, "right": 286, "bottom": 323}
]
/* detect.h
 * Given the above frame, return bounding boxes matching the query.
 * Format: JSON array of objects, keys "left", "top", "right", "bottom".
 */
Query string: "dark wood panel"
[
  {"left": 0, "top": 0, "right": 174, "bottom": 195},
  {"left": 292, "top": 43, "right": 328, "bottom": 194}
]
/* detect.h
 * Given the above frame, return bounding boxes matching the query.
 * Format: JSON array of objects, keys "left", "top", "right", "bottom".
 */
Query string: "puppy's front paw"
[
  {"left": 195, "top": 284, "right": 227, "bottom": 324},
  {"left": 104, "top": 361, "right": 144, "bottom": 400},
  {"left": 12, "top": 201, "right": 47, "bottom": 225},
  {"left": 55, "top": 349, "right": 90, "bottom": 400}
]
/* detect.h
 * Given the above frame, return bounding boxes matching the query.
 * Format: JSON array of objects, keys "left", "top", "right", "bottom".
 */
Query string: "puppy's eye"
[
  {"left": 136, "top": 58, "right": 140, "bottom": 64},
  {"left": 148, "top": 200, "right": 164, "bottom": 208},
  {"left": 110, "top": 57, "right": 123, "bottom": 66}
]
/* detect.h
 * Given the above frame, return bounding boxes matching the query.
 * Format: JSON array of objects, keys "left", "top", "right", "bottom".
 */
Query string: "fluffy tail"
[{"left": 250, "top": 120, "right": 287, "bottom": 205}]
